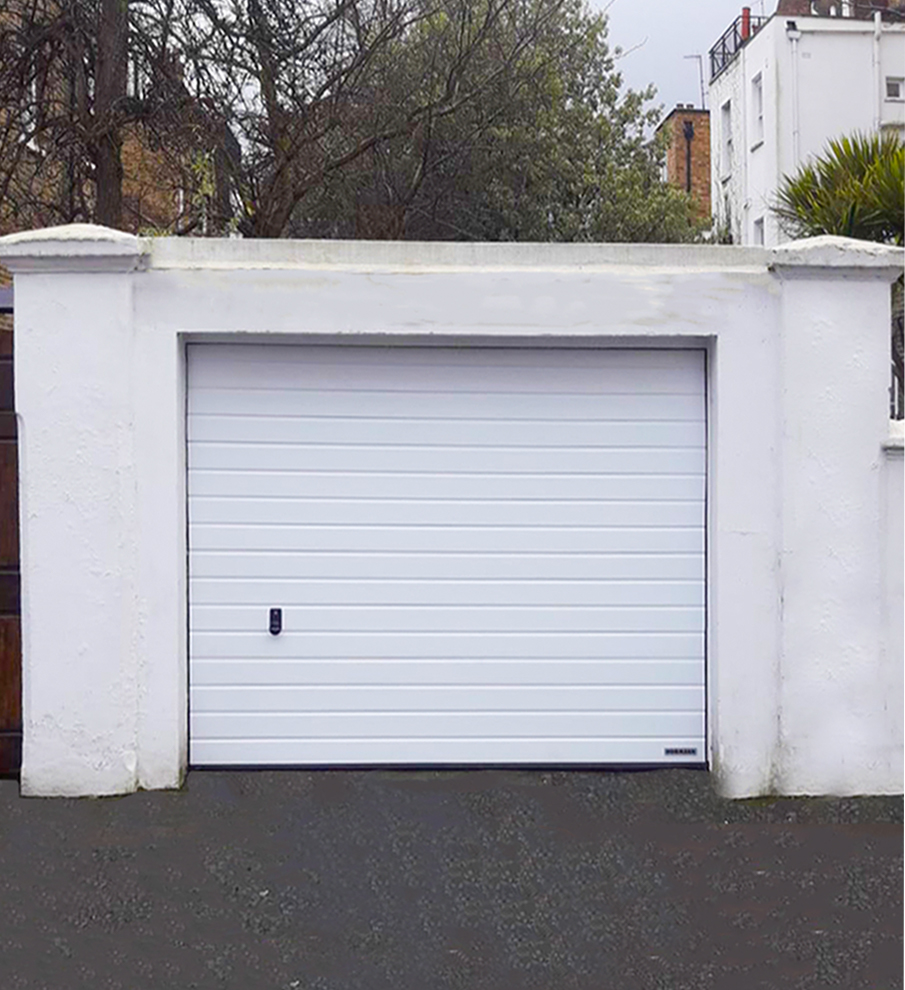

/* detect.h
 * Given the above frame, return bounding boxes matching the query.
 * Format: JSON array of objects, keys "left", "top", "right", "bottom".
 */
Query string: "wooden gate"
[{"left": 0, "top": 285, "right": 20, "bottom": 774}]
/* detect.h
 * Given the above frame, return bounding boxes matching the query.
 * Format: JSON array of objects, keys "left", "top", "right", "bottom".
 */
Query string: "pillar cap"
[
  {"left": 0, "top": 224, "right": 145, "bottom": 274},
  {"left": 770, "top": 235, "right": 904, "bottom": 279}
]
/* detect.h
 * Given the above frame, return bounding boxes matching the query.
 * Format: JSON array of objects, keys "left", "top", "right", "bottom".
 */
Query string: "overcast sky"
[{"left": 589, "top": 0, "right": 774, "bottom": 114}]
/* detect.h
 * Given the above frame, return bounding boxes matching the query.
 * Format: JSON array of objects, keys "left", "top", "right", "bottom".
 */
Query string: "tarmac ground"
[{"left": 0, "top": 767, "right": 901, "bottom": 990}]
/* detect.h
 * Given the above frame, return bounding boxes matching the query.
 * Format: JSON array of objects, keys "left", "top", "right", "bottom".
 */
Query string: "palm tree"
[{"left": 773, "top": 131, "right": 903, "bottom": 245}]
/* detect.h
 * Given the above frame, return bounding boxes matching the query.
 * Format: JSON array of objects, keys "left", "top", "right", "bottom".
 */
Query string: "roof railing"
[{"left": 709, "top": 10, "right": 770, "bottom": 81}]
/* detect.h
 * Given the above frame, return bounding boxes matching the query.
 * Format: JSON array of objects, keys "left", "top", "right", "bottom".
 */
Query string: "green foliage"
[
  {"left": 290, "top": 0, "right": 703, "bottom": 243},
  {"left": 773, "top": 131, "right": 904, "bottom": 245}
]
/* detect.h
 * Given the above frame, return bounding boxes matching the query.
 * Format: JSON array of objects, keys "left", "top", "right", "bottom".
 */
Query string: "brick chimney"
[{"left": 656, "top": 107, "right": 711, "bottom": 220}]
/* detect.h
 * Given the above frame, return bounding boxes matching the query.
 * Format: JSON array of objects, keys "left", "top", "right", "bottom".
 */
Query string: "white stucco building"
[{"left": 708, "top": 2, "right": 905, "bottom": 246}]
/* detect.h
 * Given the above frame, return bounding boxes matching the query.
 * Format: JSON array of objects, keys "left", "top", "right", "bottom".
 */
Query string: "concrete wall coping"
[
  {"left": 141, "top": 237, "right": 770, "bottom": 273},
  {"left": 1, "top": 225, "right": 902, "bottom": 278}
]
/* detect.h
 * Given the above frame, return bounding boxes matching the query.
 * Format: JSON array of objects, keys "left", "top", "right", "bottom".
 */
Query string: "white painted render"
[
  {"left": 709, "top": 13, "right": 905, "bottom": 246},
  {"left": 0, "top": 225, "right": 901, "bottom": 798}
]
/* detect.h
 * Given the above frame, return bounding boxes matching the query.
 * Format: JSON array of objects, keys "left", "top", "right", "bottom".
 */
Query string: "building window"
[
  {"left": 751, "top": 74, "right": 764, "bottom": 148},
  {"left": 721, "top": 100, "right": 733, "bottom": 178},
  {"left": 753, "top": 217, "right": 765, "bottom": 245},
  {"left": 886, "top": 78, "right": 904, "bottom": 101}
]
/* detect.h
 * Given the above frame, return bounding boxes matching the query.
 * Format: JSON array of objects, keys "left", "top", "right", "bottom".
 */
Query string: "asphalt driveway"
[{"left": 0, "top": 768, "right": 901, "bottom": 990}]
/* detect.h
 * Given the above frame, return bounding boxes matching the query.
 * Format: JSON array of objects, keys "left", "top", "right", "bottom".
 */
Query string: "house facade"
[{"left": 708, "top": 1, "right": 905, "bottom": 246}]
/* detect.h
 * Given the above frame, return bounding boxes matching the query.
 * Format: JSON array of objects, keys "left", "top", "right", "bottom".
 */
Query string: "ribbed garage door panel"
[{"left": 188, "top": 345, "right": 706, "bottom": 765}]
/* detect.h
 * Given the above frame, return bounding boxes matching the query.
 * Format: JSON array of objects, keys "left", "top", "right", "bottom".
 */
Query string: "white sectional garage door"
[{"left": 187, "top": 344, "right": 706, "bottom": 766}]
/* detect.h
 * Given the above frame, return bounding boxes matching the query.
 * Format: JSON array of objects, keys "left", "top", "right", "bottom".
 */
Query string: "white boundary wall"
[{"left": 0, "top": 225, "right": 901, "bottom": 798}]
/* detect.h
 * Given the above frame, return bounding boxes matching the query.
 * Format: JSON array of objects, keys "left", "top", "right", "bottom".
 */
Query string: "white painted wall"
[
  {"left": 710, "top": 14, "right": 905, "bottom": 246},
  {"left": 882, "top": 433, "right": 904, "bottom": 783},
  {"left": 0, "top": 225, "right": 901, "bottom": 798},
  {"left": 774, "top": 267, "right": 900, "bottom": 792}
]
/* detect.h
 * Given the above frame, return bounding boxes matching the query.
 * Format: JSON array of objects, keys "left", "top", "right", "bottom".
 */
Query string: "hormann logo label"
[{"left": 664, "top": 747, "right": 698, "bottom": 756}]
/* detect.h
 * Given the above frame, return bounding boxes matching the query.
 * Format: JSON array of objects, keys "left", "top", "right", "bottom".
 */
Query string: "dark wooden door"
[{"left": 0, "top": 301, "right": 21, "bottom": 774}]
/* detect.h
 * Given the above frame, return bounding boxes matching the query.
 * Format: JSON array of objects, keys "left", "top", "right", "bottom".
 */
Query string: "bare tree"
[
  {"left": 1, "top": 0, "right": 694, "bottom": 244},
  {"left": 0, "top": 0, "right": 229, "bottom": 233},
  {"left": 94, "top": 0, "right": 127, "bottom": 225},
  {"left": 162, "top": 0, "right": 575, "bottom": 238}
]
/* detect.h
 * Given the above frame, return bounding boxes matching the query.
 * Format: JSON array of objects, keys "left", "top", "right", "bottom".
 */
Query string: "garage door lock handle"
[{"left": 269, "top": 608, "right": 282, "bottom": 636}]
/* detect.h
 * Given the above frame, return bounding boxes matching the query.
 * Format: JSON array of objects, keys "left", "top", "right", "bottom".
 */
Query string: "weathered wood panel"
[
  {"left": 0, "top": 616, "right": 21, "bottom": 740},
  {"left": 0, "top": 441, "right": 18, "bottom": 567},
  {"left": 0, "top": 324, "right": 21, "bottom": 775}
]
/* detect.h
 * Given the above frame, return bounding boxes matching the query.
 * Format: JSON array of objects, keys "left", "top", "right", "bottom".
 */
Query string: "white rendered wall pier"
[{"left": 0, "top": 225, "right": 901, "bottom": 798}]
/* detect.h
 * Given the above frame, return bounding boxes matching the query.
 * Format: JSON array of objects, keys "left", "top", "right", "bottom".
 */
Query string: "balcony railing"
[{"left": 709, "top": 12, "right": 769, "bottom": 81}]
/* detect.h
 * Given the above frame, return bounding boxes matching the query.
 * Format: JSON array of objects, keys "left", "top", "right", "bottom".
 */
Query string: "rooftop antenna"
[{"left": 684, "top": 54, "right": 706, "bottom": 110}]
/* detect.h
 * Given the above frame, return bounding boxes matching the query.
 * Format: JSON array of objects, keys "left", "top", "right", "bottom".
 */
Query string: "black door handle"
[{"left": 269, "top": 608, "right": 282, "bottom": 636}]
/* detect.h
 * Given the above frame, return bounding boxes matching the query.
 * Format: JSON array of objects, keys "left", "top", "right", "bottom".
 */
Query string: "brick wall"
[
  {"left": 776, "top": 0, "right": 812, "bottom": 14},
  {"left": 776, "top": 0, "right": 905, "bottom": 17},
  {"left": 658, "top": 107, "right": 711, "bottom": 220},
  {"left": 120, "top": 127, "right": 186, "bottom": 234}
]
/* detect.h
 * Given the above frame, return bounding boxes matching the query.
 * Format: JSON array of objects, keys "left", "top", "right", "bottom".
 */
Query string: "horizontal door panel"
[
  {"left": 190, "top": 525, "right": 704, "bottom": 554},
  {"left": 191, "top": 709, "right": 705, "bottom": 739},
  {"left": 190, "top": 358, "right": 704, "bottom": 395},
  {"left": 191, "top": 658, "right": 705, "bottom": 687},
  {"left": 190, "top": 604, "right": 705, "bottom": 633},
  {"left": 190, "top": 578, "right": 704, "bottom": 608},
  {"left": 190, "top": 631, "right": 704, "bottom": 660},
  {"left": 188, "top": 470, "right": 705, "bottom": 502},
  {"left": 191, "top": 344, "right": 704, "bottom": 374},
  {"left": 191, "top": 684, "right": 705, "bottom": 713},
  {"left": 189, "top": 415, "right": 704, "bottom": 449},
  {"left": 190, "top": 736, "right": 707, "bottom": 765},
  {"left": 189, "top": 388, "right": 706, "bottom": 422},
  {"left": 190, "top": 551, "right": 705, "bottom": 581},
  {"left": 189, "top": 497, "right": 705, "bottom": 529},
  {"left": 188, "top": 443, "right": 706, "bottom": 475}
]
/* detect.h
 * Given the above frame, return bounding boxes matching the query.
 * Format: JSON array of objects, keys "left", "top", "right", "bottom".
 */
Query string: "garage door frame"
[{"left": 184, "top": 334, "right": 712, "bottom": 770}]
